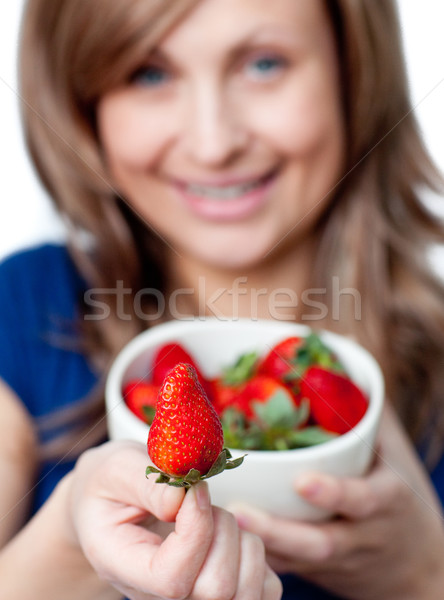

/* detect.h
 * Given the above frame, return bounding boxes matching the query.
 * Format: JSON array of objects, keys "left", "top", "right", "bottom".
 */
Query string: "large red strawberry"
[
  {"left": 123, "top": 380, "right": 159, "bottom": 424},
  {"left": 300, "top": 366, "right": 368, "bottom": 435},
  {"left": 146, "top": 363, "right": 243, "bottom": 486}
]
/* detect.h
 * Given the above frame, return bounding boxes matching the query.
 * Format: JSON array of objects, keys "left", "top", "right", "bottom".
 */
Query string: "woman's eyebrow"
[{"left": 151, "top": 25, "right": 300, "bottom": 67}]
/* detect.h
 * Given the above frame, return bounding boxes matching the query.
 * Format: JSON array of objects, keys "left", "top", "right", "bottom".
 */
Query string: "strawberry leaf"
[
  {"left": 288, "top": 426, "right": 338, "bottom": 447},
  {"left": 145, "top": 465, "right": 162, "bottom": 476},
  {"left": 142, "top": 405, "right": 156, "bottom": 424},
  {"left": 298, "top": 332, "right": 344, "bottom": 372},
  {"left": 184, "top": 469, "right": 202, "bottom": 484},
  {"left": 145, "top": 449, "right": 245, "bottom": 488},
  {"left": 204, "top": 449, "right": 227, "bottom": 477},
  {"left": 157, "top": 473, "right": 172, "bottom": 484},
  {"left": 221, "top": 408, "right": 265, "bottom": 449},
  {"left": 202, "top": 449, "right": 246, "bottom": 479},
  {"left": 222, "top": 352, "right": 259, "bottom": 385},
  {"left": 168, "top": 478, "right": 190, "bottom": 487},
  {"left": 224, "top": 455, "right": 245, "bottom": 469},
  {"left": 252, "top": 390, "right": 298, "bottom": 428}
]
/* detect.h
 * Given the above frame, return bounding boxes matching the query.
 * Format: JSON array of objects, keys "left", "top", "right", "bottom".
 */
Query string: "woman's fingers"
[
  {"left": 295, "top": 469, "right": 381, "bottom": 520},
  {"left": 262, "top": 566, "right": 284, "bottom": 600},
  {"left": 192, "top": 510, "right": 282, "bottom": 600},
  {"left": 72, "top": 441, "right": 282, "bottom": 600},
  {"left": 191, "top": 507, "right": 241, "bottom": 599},
  {"left": 295, "top": 452, "right": 427, "bottom": 523},
  {"left": 72, "top": 443, "right": 216, "bottom": 597},
  {"left": 146, "top": 482, "right": 215, "bottom": 599},
  {"left": 228, "top": 502, "right": 332, "bottom": 562},
  {"left": 76, "top": 441, "right": 186, "bottom": 522},
  {"left": 227, "top": 460, "right": 392, "bottom": 566},
  {"left": 233, "top": 533, "right": 282, "bottom": 600},
  {"left": 87, "top": 482, "right": 214, "bottom": 598},
  {"left": 228, "top": 456, "right": 421, "bottom": 569}
]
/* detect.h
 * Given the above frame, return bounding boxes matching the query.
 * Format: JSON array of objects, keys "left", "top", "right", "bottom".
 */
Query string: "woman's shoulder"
[
  {"left": 0, "top": 243, "right": 85, "bottom": 317},
  {"left": 0, "top": 242, "right": 81, "bottom": 284}
]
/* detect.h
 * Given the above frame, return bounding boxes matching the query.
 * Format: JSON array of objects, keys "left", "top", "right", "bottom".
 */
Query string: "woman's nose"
[{"left": 183, "top": 82, "right": 249, "bottom": 167}]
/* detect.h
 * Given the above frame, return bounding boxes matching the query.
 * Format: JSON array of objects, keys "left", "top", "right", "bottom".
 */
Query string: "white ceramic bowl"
[{"left": 106, "top": 319, "right": 384, "bottom": 521}]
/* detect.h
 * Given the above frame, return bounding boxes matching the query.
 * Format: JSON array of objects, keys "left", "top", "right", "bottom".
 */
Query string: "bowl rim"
[{"left": 106, "top": 318, "right": 384, "bottom": 461}]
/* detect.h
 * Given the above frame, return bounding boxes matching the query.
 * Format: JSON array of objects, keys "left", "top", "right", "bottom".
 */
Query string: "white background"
[{"left": 0, "top": 1, "right": 444, "bottom": 264}]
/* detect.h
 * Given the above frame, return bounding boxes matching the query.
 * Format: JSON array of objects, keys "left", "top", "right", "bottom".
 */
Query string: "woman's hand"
[
  {"left": 228, "top": 405, "right": 444, "bottom": 600},
  {"left": 67, "top": 440, "right": 282, "bottom": 600}
]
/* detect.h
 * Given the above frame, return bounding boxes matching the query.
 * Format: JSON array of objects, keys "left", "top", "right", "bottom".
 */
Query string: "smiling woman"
[{"left": 2, "top": 1, "right": 444, "bottom": 600}]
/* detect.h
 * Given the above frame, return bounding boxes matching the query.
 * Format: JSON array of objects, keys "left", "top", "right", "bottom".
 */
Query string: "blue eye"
[
  {"left": 132, "top": 65, "right": 169, "bottom": 87},
  {"left": 247, "top": 55, "right": 286, "bottom": 80}
]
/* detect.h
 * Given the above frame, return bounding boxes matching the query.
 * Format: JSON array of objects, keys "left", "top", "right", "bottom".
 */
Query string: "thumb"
[{"left": 295, "top": 471, "right": 377, "bottom": 519}]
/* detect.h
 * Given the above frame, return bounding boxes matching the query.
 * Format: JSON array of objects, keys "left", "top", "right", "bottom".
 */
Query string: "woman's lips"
[{"left": 171, "top": 168, "right": 279, "bottom": 221}]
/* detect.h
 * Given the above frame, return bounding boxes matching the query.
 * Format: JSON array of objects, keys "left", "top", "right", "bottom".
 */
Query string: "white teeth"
[{"left": 186, "top": 179, "right": 260, "bottom": 200}]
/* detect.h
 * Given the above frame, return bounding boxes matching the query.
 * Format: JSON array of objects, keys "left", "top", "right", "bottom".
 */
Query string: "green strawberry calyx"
[
  {"left": 282, "top": 332, "right": 344, "bottom": 385},
  {"left": 145, "top": 448, "right": 245, "bottom": 488}
]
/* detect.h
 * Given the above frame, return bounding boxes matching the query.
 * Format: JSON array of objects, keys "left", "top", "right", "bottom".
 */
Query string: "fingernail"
[
  {"left": 194, "top": 482, "right": 210, "bottom": 510},
  {"left": 296, "top": 474, "right": 324, "bottom": 500},
  {"left": 227, "top": 503, "right": 265, "bottom": 529}
]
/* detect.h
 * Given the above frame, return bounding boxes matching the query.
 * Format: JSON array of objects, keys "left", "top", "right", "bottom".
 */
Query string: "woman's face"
[{"left": 98, "top": 0, "right": 345, "bottom": 271}]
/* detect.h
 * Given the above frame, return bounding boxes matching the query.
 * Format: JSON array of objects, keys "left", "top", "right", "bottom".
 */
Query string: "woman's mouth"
[
  {"left": 171, "top": 168, "right": 279, "bottom": 221},
  {"left": 184, "top": 174, "right": 270, "bottom": 200}
]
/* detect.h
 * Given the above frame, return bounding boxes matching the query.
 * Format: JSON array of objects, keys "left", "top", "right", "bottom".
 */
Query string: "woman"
[{"left": 1, "top": 0, "right": 444, "bottom": 598}]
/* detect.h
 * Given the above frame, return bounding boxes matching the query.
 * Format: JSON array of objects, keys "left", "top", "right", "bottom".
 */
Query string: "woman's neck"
[{"left": 165, "top": 239, "right": 317, "bottom": 323}]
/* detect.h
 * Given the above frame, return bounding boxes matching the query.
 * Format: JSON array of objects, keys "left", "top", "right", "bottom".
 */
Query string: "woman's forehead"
[{"left": 157, "top": 0, "right": 329, "bottom": 49}]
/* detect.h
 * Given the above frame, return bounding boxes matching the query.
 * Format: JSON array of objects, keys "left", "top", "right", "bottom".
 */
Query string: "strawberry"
[
  {"left": 209, "top": 377, "right": 242, "bottom": 416},
  {"left": 146, "top": 363, "right": 244, "bottom": 487},
  {"left": 151, "top": 342, "right": 204, "bottom": 385},
  {"left": 220, "top": 377, "right": 336, "bottom": 451},
  {"left": 259, "top": 333, "right": 344, "bottom": 382},
  {"left": 300, "top": 366, "right": 368, "bottom": 435},
  {"left": 208, "top": 350, "right": 259, "bottom": 415},
  {"left": 151, "top": 342, "right": 213, "bottom": 400},
  {"left": 257, "top": 336, "right": 303, "bottom": 379},
  {"left": 210, "top": 370, "right": 298, "bottom": 419},
  {"left": 234, "top": 374, "right": 299, "bottom": 420},
  {"left": 122, "top": 380, "right": 159, "bottom": 424}
]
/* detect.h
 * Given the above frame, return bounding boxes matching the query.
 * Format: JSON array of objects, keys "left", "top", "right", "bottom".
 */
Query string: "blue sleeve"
[
  {"left": 0, "top": 246, "right": 37, "bottom": 402},
  {"left": 0, "top": 244, "right": 101, "bottom": 514},
  {"left": 431, "top": 454, "right": 444, "bottom": 506},
  {"left": 0, "top": 243, "right": 98, "bottom": 418}
]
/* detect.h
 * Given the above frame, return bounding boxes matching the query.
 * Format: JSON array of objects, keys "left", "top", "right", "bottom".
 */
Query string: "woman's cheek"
[
  {"left": 98, "top": 98, "right": 170, "bottom": 170},
  {"left": 250, "top": 88, "right": 339, "bottom": 159},
  {"left": 250, "top": 104, "right": 330, "bottom": 162},
  {"left": 251, "top": 54, "right": 343, "bottom": 157}
]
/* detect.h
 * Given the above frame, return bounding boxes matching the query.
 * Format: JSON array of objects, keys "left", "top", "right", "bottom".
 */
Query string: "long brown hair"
[
  {"left": 19, "top": 0, "right": 444, "bottom": 462},
  {"left": 19, "top": 0, "right": 201, "bottom": 363},
  {"left": 318, "top": 0, "right": 444, "bottom": 463}
]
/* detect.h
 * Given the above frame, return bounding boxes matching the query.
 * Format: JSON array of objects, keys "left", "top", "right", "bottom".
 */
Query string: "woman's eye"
[
  {"left": 246, "top": 55, "right": 287, "bottom": 80},
  {"left": 131, "top": 65, "right": 170, "bottom": 87}
]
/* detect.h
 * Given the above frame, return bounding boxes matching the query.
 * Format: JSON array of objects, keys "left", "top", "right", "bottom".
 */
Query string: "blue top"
[
  {"left": 0, "top": 244, "right": 99, "bottom": 512},
  {"left": 0, "top": 244, "right": 443, "bottom": 600}
]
